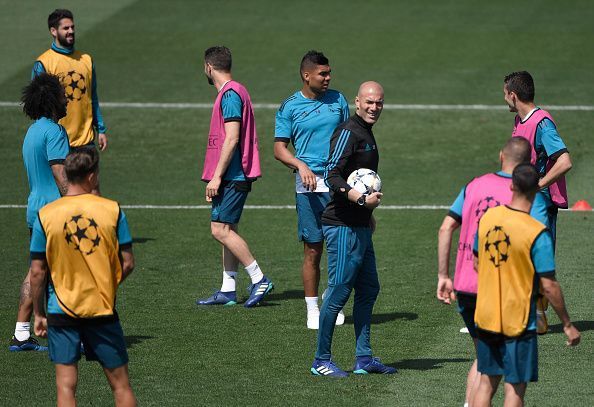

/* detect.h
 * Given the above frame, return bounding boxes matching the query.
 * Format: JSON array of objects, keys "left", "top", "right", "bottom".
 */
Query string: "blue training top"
[
  {"left": 22, "top": 117, "right": 70, "bottom": 228},
  {"left": 220, "top": 89, "right": 246, "bottom": 181},
  {"left": 275, "top": 89, "right": 350, "bottom": 174},
  {"left": 30, "top": 209, "right": 133, "bottom": 314}
]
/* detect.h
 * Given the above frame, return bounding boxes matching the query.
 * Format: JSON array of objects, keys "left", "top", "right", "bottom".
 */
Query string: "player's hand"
[
  {"left": 437, "top": 277, "right": 456, "bottom": 304},
  {"left": 206, "top": 177, "right": 222, "bottom": 201},
  {"left": 298, "top": 164, "right": 317, "bottom": 192},
  {"left": 98, "top": 133, "right": 108, "bottom": 151},
  {"left": 364, "top": 192, "right": 383, "bottom": 209},
  {"left": 34, "top": 315, "right": 48, "bottom": 338},
  {"left": 564, "top": 324, "right": 581, "bottom": 346}
]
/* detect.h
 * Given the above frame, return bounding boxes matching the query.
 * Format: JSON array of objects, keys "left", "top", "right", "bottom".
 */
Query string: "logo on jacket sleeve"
[{"left": 64, "top": 214, "right": 100, "bottom": 255}]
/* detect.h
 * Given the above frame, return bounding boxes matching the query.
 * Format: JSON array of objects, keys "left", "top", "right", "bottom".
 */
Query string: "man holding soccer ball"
[{"left": 311, "top": 81, "right": 396, "bottom": 376}]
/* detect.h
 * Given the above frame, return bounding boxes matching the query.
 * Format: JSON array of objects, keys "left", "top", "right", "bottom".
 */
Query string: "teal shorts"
[
  {"left": 477, "top": 332, "right": 538, "bottom": 383},
  {"left": 211, "top": 181, "right": 251, "bottom": 224},
  {"left": 48, "top": 320, "right": 128, "bottom": 369},
  {"left": 455, "top": 292, "right": 477, "bottom": 338},
  {"left": 296, "top": 192, "right": 330, "bottom": 243}
]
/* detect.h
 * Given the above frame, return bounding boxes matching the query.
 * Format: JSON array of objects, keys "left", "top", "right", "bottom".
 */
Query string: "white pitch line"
[
  {"left": 0, "top": 204, "right": 450, "bottom": 210},
  {"left": 1, "top": 101, "right": 594, "bottom": 111}
]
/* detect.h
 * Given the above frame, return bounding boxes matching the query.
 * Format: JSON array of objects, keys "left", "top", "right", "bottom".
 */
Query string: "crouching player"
[
  {"left": 30, "top": 148, "right": 137, "bottom": 407},
  {"left": 473, "top": 164, "right": 580, "bottom": 406}
]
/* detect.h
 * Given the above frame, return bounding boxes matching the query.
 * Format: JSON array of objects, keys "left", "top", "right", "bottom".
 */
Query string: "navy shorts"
[
  {"left": 456, "top": 292, "right": 477, "bottom": 338},
  {"left": 211, "top": 181, "right": 251, "bottom": 224},
  {"left": 296, "top": 192, "right": 330, "bottom": 243},
  {"left": 48, "top": 321, "right": 129, "bottom": 369},
  {"left": 477, "top": 332, "right": 538, "bottom": 384}
]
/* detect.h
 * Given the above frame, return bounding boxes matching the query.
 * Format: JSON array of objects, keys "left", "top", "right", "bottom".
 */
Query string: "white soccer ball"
[{"left": 347, "top": 168, "right": 382, "bottom": 194}]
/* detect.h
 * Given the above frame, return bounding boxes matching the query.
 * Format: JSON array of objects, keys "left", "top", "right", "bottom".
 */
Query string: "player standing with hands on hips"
[{"left": 311, "top": 81, "right": 396, "bottom": 377}]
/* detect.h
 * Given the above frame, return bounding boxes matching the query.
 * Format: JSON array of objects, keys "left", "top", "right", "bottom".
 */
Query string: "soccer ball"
[{"left": 347, "top": 168, "right": 382, "bottom": 194}]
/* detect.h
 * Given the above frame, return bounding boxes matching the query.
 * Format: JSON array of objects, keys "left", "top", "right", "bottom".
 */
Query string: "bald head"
[
  {"left": 500, "top": 137, "right": 531, "bottom": 172},
  {"left": 355, "top": 81, "right": 384, "bottom": 124}
]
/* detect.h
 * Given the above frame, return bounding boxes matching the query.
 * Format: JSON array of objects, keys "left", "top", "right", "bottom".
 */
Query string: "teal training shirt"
[
  {"left": 275, "top": 89, "right": 350, "bottom": 174},
  {"left": 22, "top": 117, "right": 70, "bottom": 228}
]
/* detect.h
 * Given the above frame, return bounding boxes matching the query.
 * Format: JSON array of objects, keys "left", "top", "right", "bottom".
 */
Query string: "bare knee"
[
  {"left": 211, "top": 222, "right": 231, "bottom": 242},
  {"left": 303, "top": 242, "right": 323, "bottom": 264}
]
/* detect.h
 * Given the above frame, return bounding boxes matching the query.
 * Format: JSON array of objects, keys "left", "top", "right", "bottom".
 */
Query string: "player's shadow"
[
  {"left": 265, "top": 290, "right": 305, "bottom": 301},
  {"left": 125, "top": 335, "right": 154, "bottom": 349},
  {"left": 132, "top": 237, "right": 156, "bottom": 244},
  {"left": 548, "top": 320, "right": 594, "bottom": 334},
  {"left": 387, "top": 358, "right": 472, "bottom": 371},
  {"left": 344, "top": 312, "right": 418, "bottom": 325}
]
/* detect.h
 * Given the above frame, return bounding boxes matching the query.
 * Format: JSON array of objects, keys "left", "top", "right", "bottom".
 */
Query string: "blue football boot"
[
  {"left": 8, "top": 336, "right": 48, "bottom": 352},
  {"left": 353, "top": 356, "right": 397, "bottom": 374},
  {"left": 196, "top": 290, "right": 237, "bottom": 306},
  {"left": 310, "top": 358, "right": 349, "bottom": 377},
  {"left": 244, "top": 277, "right": 274, "bottom": 308}
]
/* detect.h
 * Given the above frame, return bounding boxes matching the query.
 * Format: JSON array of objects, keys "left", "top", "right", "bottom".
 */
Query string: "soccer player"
[
  {"left": 311, "top": 81, "right": 396, "bottom": 377},
  {"left": 504, "top": 71, "right": 573, "bottom": 333},
  {"left": 196, "top": 46, "right": 273, "bottom": 308},
  {"left": 33, "top": 9, "right": 107, "bottom": 150},
  {"left": 9, "top": 73, "right": 69, "bottom": 352},
  {"left": 274, "top": 50, "right": 350, "bottom": 329},
  {"left": 436, "top": 137, "right": 545, "bottom": 406},
  {"left": 472, "top": 164, "right": 580, "bottom": 407},
  {"left": 30, "top": 148, "right": 136, "bottom": 406}
]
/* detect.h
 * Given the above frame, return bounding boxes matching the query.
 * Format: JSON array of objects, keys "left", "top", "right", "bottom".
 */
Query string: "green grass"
[{"left": 1, "top": 1, "right": 593, "bottom": 406}]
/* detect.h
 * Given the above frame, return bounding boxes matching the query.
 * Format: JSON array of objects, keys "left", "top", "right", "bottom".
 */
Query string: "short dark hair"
[
  {"left": 21, "top": 73, "right": 67, "bottom": 122},
  {"left": 48, "top": 9, "right": 73, "bottom": 30},
  {"left": 300, "top": 50, "right": 329, "bottom": 79},
  {"left": 65, "top": 148, "right": 99, "bottom": 184},
  {"left": 504, "top": 71, "right": 535, "bottom": 103},
  {"left": 204, "top": 46, "right": 232, "bottom": 72},
  {"left": 502, "top": 137, "right": 532, "bottom": 165},
  {"left": 512, "top": 164, "right": 540, "bottom": 196}
]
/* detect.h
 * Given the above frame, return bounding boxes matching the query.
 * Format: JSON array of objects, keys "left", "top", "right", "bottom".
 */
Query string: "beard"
[
  {"left": 56, "top": 32, "right": 75, "bottom": 48},
  {"left": 205, "top": 74, "right": 214, "bottom": 86}
]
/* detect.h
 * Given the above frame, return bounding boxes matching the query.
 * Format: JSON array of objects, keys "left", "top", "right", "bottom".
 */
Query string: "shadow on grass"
[
  {"left": 125, "top": 335, "right": 154, "bottom": 348},
  {"left": 344, "top": 312, "right": 418, "bottom": 325},
  {"left": 548, "top": 320, "right": 594, "bottom": 333},
  {"left": 388, "top": 357, "right": 472, "bottom": 371},
  {"left": 132, "top": 237, "right": 156, "bottom": 244},
  {"left": 265, "top": 289, "right": 304, "bottom": 301}
]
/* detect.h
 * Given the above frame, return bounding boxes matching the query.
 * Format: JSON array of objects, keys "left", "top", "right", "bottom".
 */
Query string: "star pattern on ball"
[
  {"left": 484, "top": 225, "right": 511, "bottom": 267},
  {"left": 62, "top": 70, "right": 87, "bottom": 102},
  {"left": 63, "top": 214, "right": 101, "bottom": 255}
]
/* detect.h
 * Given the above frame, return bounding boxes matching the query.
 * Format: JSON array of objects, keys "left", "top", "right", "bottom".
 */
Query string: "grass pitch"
[{"left": 1, "top": 1, "right": 593, "bottom": 406}]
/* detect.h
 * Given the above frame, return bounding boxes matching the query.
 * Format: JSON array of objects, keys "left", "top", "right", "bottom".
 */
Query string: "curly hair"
[{"left": 21, "top": 73, "right": 67, "bottom": 122}]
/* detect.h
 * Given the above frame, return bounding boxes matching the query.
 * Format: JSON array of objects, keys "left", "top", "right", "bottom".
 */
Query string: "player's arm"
[
  {"left": 532, "top": 230, "right": 580, "bottom": 346},
  {"left": 31, "top": 61, "right": 45, "bottom": 79},
  {"left": 120, "top": 247, "right": 135, "bottom": 282},
  {"left": 91, "top": 64, "right": 108, "bottom": 151},
  {"left": 437, "top": 216, "right": 460, "bottom": 304},
  {"left": 273, "top": 140, "right": 317, "bottom": 191},
  {"left": 273, "top": 102, "right": 318, "bottom": 191},
  {"left": 117, "top": 208, "right": 135, "bottom": 282},
  {"left": 50, "top": 164, "right": 68, "bottom": 196},
  {"left": 29, "top": 216, "right": 48, "bottom": 337},
  {"left": 437, "top": 188, "right": 464, "bottom": 303},
  {"left": 537, "top": 119, "right": 572, "bottom": 189}
]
